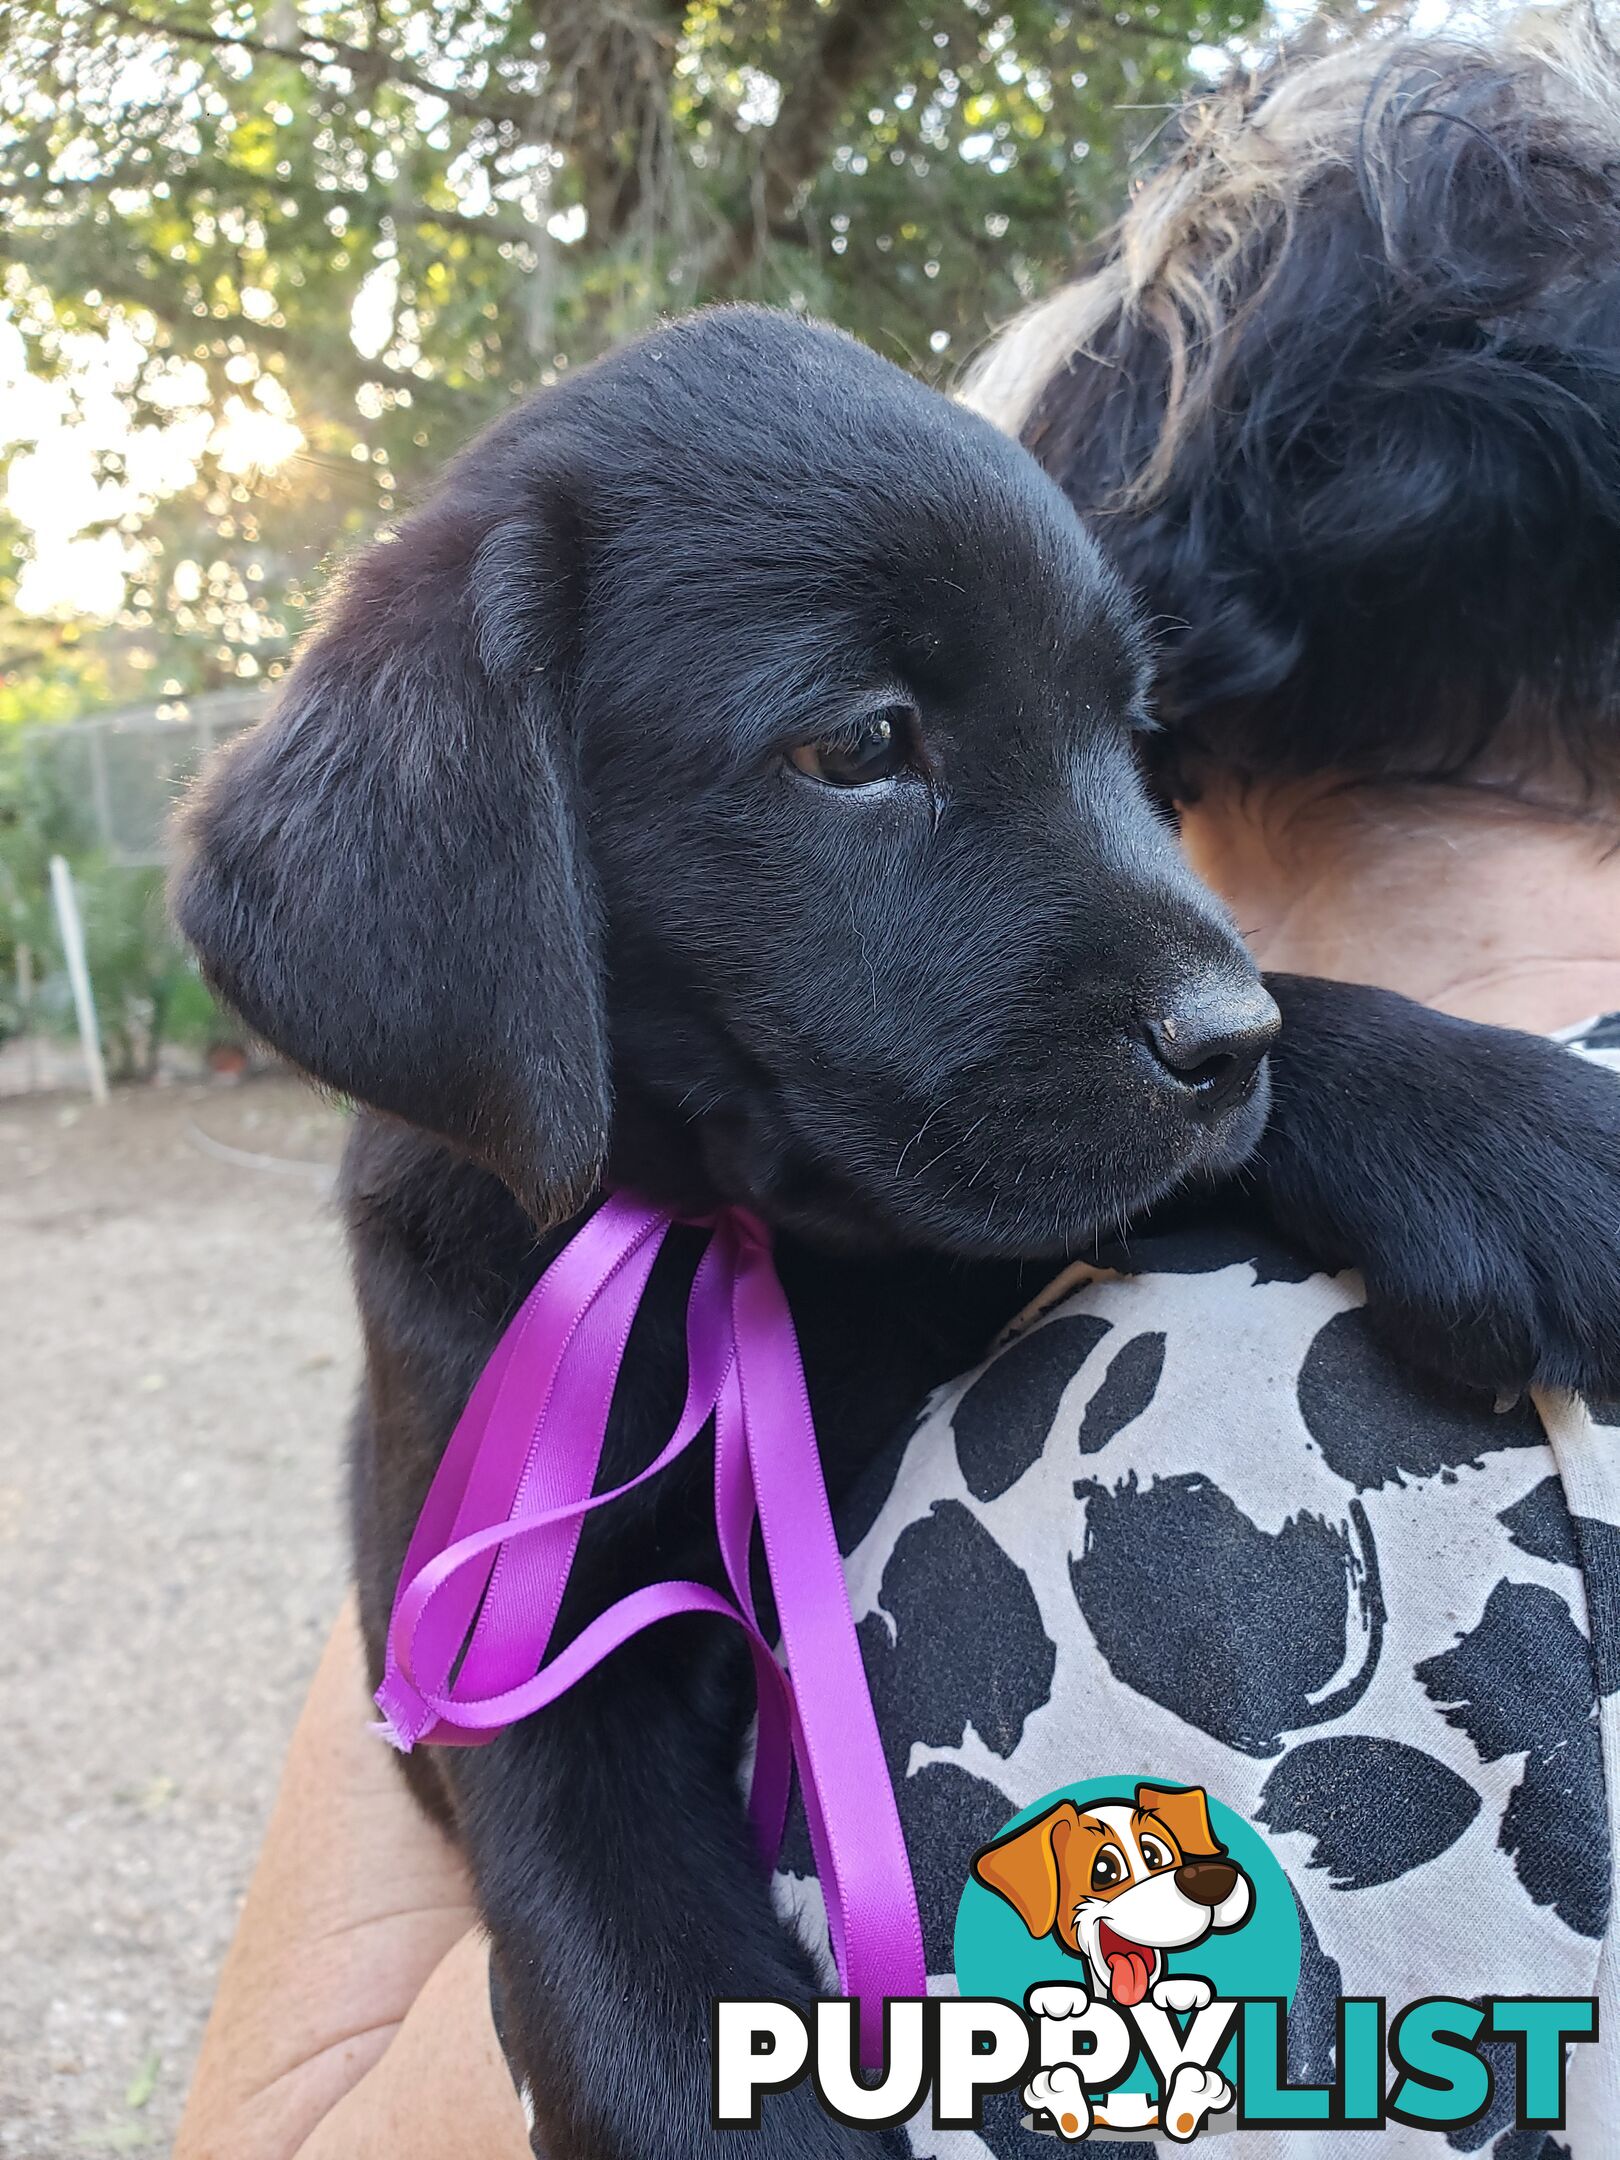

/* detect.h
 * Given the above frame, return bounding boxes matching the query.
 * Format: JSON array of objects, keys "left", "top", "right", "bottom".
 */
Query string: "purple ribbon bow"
[{"left": 373, "top": 1191, "right": 926, "bottom": 2061}]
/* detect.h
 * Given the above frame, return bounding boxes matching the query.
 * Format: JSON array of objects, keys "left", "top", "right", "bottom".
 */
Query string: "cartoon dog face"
[{"left": 971, "top": 1785, "right": 1253, "bottom": 2006}]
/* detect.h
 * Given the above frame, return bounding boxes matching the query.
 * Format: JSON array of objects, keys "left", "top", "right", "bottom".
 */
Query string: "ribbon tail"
[
  {"left": 384, "top": 1211, "right": 744, "bottom": 1746},
  {"left": 731, "top": 1237, "right": 927, "bottom": 2066},
  {"left": 376, "top": 1195, "right": 670, "bottom": 1745},
  {"left": 373, "top": 1194, "right": 921, "bottom": 2075},
  {"left": 370, "top": 1706, "right": 416, "bottom": 1753},
  {"left": 713, "top": 1336, "right": 795, "bottom": 1866}
]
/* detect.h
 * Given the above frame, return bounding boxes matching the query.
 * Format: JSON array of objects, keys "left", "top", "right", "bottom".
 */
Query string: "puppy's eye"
[
  {"left": 1090, "top": 1847, "right": 1125, "bottom": 1893},
  {"left": 1139, "top": 1836, "right": 1174, "bottom": 1872},
  {"left": 788, "top": 705, "right": 916, "bottom": 788}
]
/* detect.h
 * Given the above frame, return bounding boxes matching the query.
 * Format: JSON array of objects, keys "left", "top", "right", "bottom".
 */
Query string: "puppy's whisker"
[
  {"left": 675, "top": 1082, "right": 730, "bottom": 1121},
  {"left": 893, "top": 1106, "right": 945, "bottom": 1180}
]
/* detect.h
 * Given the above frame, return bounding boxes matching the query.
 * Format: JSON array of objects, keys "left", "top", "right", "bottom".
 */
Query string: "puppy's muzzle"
[
  {"left": 1174, "top": 1860, "right": 1240, "bottom": 1907},
  {"left": 1141, "top": 979, "right": 1280, "bottom": 1116}
]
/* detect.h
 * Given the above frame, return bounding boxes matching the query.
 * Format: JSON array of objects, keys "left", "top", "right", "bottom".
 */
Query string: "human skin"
[
  {"left": 172, "top": 1598, "right": 527, "bottom": 2160},
  {"left": 1179, "top": 773, "right": 1620, "bottom": 1034}
]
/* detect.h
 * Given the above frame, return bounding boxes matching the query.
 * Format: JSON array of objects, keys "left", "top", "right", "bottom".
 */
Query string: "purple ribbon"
[{"left": 373, "top": 1192, "right": 926, "bottom": 2061}]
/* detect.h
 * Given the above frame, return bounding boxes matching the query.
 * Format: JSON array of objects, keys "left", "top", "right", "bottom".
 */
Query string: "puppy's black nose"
[
  {"left": 1175, "top": 1860, "right": 1240, "bottom": 1907},
  {"left": 1142, "top": 980, "right": 1279, "bottom": 1113}
]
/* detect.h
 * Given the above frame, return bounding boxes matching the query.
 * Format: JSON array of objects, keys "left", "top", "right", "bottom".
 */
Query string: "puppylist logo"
[
  {"left": 712, "top": 1778, "right": 1598, "bottom": 2141},
  {"left": 964, "top": 1780, "right": 1272, "bottom": 2139}
]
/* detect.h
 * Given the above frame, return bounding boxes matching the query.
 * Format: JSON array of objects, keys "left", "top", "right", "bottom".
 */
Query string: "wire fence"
[
  {"left": 19, "top": 688, "right": 270, "bottom": 867},
  {"left": 2, "top": 688, "right": 274, "bottom": 1096}
]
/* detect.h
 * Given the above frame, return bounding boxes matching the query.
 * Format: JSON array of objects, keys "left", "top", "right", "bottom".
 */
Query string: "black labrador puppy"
[{"left": 175, "top": 308, "right": 1620, "bottom": 2159}]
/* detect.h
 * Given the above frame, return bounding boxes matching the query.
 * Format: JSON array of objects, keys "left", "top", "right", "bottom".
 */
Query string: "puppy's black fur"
[{"left": 175, "top": 309, "right": 1620, "bottom": 2159}]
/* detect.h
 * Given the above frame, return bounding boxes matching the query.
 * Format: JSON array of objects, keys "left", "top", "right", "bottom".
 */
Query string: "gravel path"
[{"left": 1, "top": 1078, "right": 356, "bottom": 2157}]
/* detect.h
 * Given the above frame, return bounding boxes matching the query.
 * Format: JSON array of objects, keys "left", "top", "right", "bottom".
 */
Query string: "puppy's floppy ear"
[
  {"left": 971, "top": 1802, "right": 1079, "bottom": 1940},
  {"left": 1136, "top": 1784, "right": 1223, "bottom": 1861},
  {"left": 172, "top": 473, "right": 609, "bottom": 1224}
]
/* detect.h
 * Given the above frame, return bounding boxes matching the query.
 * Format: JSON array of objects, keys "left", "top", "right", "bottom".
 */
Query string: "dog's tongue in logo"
[{"left": 1098, "top": 1921, "right": 1155, "bottom": 2006}]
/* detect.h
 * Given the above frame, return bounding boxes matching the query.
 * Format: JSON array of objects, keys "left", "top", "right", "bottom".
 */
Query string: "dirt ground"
[{"left": 1, "top": 1076, "right": 357, "bottom": 2157}]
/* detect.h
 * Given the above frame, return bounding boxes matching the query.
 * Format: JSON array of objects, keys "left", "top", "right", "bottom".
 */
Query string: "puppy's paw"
[
  {"left": 1159, "top": 2063, "right": 1232, "bottom": 2142},
  {"left": 1027, "top": 1983, "right": 1092, "bottom": 2021},
  {"left": 1150, "top": 1974, "right": 1213, "bottom": 2014},
  {"left": 1257, "top": 978, "right": 1620, "bottom": 1397},
  {"left": 1023, "top": 2065, "right": 1092, "bottom": 2140}
]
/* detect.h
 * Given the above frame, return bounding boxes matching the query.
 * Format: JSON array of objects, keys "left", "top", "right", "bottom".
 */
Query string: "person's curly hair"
[{"left": 965, "top": 4, "right": 1620, "bottom": 802}]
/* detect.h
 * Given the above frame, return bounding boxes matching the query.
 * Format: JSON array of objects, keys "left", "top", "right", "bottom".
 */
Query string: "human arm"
[{"left": 174, "top": 1596, "right": 530, "bottom": 2160}]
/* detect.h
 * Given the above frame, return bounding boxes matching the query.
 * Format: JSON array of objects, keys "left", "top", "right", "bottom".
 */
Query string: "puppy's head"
[
  {"left": 174, "top": 307, "right": 1274, "bottom": 1250},
  {"left": 972, "top": 1785, "right": 1253, "bottom": 2005}
]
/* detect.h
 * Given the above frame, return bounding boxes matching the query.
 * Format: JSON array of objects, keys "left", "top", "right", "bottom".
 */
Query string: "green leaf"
[
  {"left": 124, "top": 2052, "right": 160, "bottom": 2112},
  {"left": 0, "top": 0, "right": 1267, "bottom": 718}
]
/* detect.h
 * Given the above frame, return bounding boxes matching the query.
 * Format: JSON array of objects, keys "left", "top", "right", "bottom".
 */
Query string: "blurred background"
[{"left": 0, "top": 0, "right": 1510, "bottom": 2152}]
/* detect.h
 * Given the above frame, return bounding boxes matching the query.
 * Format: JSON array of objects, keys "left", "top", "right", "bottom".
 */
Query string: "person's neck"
[{"left": 1177, "top": 773, "right": 1620, "bottom": 1035}]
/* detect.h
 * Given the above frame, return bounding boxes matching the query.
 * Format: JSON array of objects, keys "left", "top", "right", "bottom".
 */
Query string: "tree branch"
[
  {"left": 4, "top": 155, "right": 540, "bottom": 249},
  {"left": 520, "top": 0, "right": 688, "bottom": 245},
  {"left": 700, "top": 0, "right": 906, "bottom": 290},
  {"left": 2, "top": 222, "right": 448, "bottom": 404},
  {"left": 90, "top": 4, "right": 535, "bottom": 129}
]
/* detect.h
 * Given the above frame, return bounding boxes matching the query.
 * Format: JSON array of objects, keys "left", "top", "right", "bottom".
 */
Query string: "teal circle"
[{"left": 953, "top": 1777, "right": 1301, "bottom": 2098}]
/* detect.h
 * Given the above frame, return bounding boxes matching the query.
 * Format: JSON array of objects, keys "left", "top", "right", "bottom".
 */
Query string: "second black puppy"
[{"left": 176, "top": 309, "right": 1620, "bottom": 2159}]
